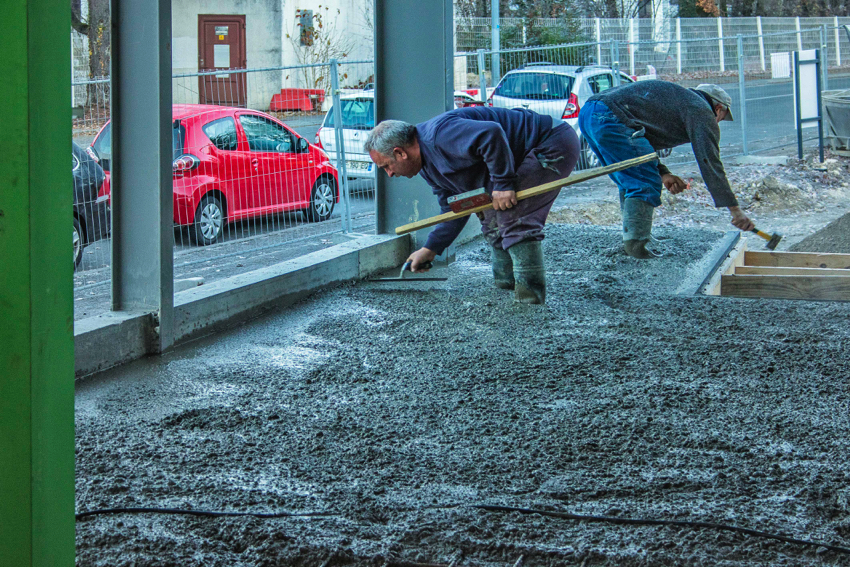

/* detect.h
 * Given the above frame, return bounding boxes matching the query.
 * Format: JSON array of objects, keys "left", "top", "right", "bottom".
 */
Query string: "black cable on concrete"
[
  {"left": 470, "top": 504, "right": 850, "bottom": 555},
  {"left": 75, "top": 507, "right": 337, "bottom": 520},
  {"left": 74, "top": 503, "right": 850, "bottom": 555}
]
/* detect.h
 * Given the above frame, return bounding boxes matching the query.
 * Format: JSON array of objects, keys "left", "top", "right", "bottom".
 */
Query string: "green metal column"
[{"left": 0, "top": 0, "right": 75, "bottom": 565}]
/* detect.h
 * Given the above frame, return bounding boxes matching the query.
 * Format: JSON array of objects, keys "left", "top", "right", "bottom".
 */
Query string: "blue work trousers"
[{"left": 578, "top": 100, "right": 662, "bottom": 207}]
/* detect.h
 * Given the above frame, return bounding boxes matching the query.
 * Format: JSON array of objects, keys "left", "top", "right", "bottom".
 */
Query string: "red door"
[{"left": 198, "top": 15, "right": 247, "bottom": 107}]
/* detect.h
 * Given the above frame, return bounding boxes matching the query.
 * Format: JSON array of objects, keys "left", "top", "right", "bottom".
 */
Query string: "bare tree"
[
  {"left": 71, "top": 0, "right": 110, "bottom": 104},
  {"left": 285, "top": 6, "right": 356, "bottom": 93}
]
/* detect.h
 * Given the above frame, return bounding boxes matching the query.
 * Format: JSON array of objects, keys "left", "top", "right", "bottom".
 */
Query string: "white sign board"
[
  {"left": 795, "top": 49, "right": 819, "bottom": 129},
  {"left": 770, "top": 52, "right": 791, "bottom": 79}
]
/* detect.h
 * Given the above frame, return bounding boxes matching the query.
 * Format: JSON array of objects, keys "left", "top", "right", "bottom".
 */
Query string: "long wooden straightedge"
[{"left": 395, "top": 152, "right": 659, "bottom": 236}]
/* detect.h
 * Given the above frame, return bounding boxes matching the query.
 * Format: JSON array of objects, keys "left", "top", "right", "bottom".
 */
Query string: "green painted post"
[{"left": 0, "top": 0, "right": 75, "bottom": 565}]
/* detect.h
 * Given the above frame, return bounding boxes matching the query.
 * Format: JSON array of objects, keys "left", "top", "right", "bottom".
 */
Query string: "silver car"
[
  {"left": 317, "top": 94, "right": 376, "bottom": 179},
  {"left": 489, "top": 64, "right": 636, "bottom": 169}
]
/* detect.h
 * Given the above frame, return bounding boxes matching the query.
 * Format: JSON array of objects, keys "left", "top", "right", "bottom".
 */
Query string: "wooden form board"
[{"left": 711, "top": 237, "right": 850, "bottom": 301}]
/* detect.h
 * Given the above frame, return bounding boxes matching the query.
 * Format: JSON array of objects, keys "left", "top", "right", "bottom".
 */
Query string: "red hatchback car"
[{"left": 88, "top": 104, "right": 339, "bottom": 245}]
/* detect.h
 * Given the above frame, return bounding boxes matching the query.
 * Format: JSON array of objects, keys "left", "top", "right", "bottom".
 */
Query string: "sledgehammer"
[{"left": 751, "top": 227, "right": 782, "bottom": 250}]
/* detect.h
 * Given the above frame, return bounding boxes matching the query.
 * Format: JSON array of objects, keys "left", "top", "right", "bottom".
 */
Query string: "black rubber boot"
[
  {"left": 491, "top": 246, "right": 515, "bottom": 290},
  {"left": 507, "top": 240, "right": 546, "bottom": 304},
  {"left": 622, "top": 198, "right": 658, "bottom": 260}
]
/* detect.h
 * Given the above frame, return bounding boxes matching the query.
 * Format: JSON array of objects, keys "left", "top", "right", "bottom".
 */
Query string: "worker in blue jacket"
[
  {"left": 578, "top": 81, "right": 754, "bottom": 259},
  {"left": 364, "top": 106, "right": 580, "bottom": 304}
]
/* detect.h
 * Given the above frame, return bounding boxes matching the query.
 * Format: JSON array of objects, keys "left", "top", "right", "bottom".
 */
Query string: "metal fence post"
[
  {"left": 611, "top": 39, "right": 621, "bottom": 86},
  {"left": 491, "top": 0, "right": 500, "bottom": 85},
  {"left": 821, "top": 24, "right": 829, "bottom": 91},
  {"left": 676, "top": 18, "right": 682, "bottom": 75},
  {"left": 477, "top": 48, "right": 488, "bottom": 102},
  {"left": 835, "top": 17, "right": 841, "bottom": 67},
  {"left": 737, "top": 35, "right": 748, "bottom": 156},
  {"left": 596, "top": 18, "right": 602, "bottom": 64},
  {"left": 718, "top": 18, "right": 725, "bottom": 72},
  {"left": 795, "top": 17, "right": 803, "bottom": 51},
  {"left": 757, "top": 16, "right": 766, "bottom": 71},
  {"left": 629, "top": 18, "right": 636, "bottom": 76},
  {"left": 330, "top": 59, "right": 351, "bottom": 233}
]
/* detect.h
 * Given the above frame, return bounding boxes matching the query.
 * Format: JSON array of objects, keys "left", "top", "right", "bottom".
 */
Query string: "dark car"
[
  {"left": 89, "top": 104, "right": 339, "bottom": 246},
  {"left": 73, "top": 142, "right": 111, "bottom": 269}
]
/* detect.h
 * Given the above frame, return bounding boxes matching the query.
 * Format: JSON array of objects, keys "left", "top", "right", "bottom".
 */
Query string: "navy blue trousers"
[{"left": 481, "top": 123, "right": 579, "bottom": 250}]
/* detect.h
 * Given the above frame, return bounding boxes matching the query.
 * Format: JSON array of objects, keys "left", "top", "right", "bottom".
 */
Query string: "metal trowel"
[{"left": 368, "top": 261, "right": 448, "bottom": 282}]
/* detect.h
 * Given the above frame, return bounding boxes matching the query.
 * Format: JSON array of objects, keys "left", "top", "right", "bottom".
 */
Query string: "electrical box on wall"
[{"left": 297, "top": 9, "right": 314, "bottom": 46}]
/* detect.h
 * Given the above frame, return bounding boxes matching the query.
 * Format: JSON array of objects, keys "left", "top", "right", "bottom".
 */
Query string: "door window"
[
  {"left": 238, "top": 115, "right": 294, "bottom": 152},
  {"left": 202, "top": 117, "right": 239, "bottom": 151}
]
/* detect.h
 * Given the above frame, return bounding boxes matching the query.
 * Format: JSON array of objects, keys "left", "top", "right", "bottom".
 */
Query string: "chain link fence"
[{"left": 72, "top": 61, "right": 377, "bottom": 318}]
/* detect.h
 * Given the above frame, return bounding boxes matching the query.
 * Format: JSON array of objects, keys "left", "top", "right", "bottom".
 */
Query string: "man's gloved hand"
[
  {"left": 661, "top": 173, "right": 688, "bottom": 194},
  {"left": 728, "top": 206, "right": 755, "bottom": 231},
  {"left": 407, "top": 247, "right": 437, "bottom": 272},
  {"left": 492, "top": 190, "right": 518, "bottom": 211}
]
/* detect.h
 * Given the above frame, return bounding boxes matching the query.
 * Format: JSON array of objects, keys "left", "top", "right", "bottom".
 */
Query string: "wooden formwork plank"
[
  {"left": 744, "top": 251, "right": 850, "bottom": 269},
  {"left": 705, "top": 238, "right": 748, "bottom": 296},
  {"left": 720, "top": 274, "right": 850, "bottom": 301},
  {"left": 735, "top": 266, "right": 850, "bottom": 276}
]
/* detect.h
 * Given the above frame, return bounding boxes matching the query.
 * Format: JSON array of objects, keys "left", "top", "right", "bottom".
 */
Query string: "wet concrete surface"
[{"left": 75, "top": 224, "right": 850, "bottom": 566}]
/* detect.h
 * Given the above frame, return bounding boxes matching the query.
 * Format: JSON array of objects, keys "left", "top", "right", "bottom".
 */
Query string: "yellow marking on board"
[{"left": 219, "top": 35, "right": 225, "bottom": 40}]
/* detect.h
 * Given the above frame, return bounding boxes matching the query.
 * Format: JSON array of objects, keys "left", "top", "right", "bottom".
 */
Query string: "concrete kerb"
[{"left": 74, "top": 234, "right": 411, "bottom": 378}]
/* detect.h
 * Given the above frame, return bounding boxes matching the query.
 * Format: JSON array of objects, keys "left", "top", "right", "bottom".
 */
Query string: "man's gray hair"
[{"left": 363, "top": 120, "right": 416, "bottom": 156}]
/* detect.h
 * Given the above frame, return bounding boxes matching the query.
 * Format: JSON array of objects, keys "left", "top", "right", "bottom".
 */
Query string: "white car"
[
  {"left": 316, "top": 94, "right": 376, "bottom": 179},
  {"left": 489, "top": 64, "right": 636, "bottom": 169}
]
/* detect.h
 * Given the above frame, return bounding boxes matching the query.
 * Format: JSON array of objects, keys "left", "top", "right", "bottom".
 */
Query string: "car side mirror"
[{"left": 298, "top": 137, "right": 309, "bottom": 153}]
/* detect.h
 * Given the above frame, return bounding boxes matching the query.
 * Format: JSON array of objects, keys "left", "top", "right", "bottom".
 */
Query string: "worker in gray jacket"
[{"left": 578, "top": 81, "right": 754, "bottom": 259}]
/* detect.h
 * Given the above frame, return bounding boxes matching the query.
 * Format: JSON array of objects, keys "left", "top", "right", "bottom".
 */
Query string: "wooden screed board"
[{"left": 704, "top": 238, "right": 850, "bottom": 301}]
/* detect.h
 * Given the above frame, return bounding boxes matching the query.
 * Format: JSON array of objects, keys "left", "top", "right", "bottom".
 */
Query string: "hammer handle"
[
  {"left": 395, "top": 153, "right": 659, "bottom": 236},
  {"left": 752, "top": 228, "right": 772, "bottom": 241}
]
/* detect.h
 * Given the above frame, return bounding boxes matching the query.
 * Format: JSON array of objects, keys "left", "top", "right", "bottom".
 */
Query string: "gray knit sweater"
[{"left": 589, "top": 80, "right": 737, "bottom": 208}]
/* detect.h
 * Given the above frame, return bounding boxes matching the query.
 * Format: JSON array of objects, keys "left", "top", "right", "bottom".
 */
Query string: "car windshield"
[
  {"left": 493, "top": 72, "right": 574, "bottom": 100},
  {"left": 325, "top": 99, "right": 374, "bottom": 130}
]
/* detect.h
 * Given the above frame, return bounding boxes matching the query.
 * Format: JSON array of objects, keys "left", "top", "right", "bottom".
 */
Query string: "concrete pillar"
[
  {"left": 0, "top": 0, "right": 75, "bottom": 565},
  {"left": 110, "top": 0, "right": 175, "bottom": 351},
  {"left": 374, "top": 0, "right": 454, "bottom": 248}
]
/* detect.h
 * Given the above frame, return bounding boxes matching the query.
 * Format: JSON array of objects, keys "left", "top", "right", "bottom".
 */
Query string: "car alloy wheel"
[
  {"left": 192, "top": 194, "right": 224, "bottom": 245},
  {"left": 73, "top": 217, "right": 84, "bottom": 268},
  {"left": 307, "top": 177, "right": 336, "bottom": 222}
]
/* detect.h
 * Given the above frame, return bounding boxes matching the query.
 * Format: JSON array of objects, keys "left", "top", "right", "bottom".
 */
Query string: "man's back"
[{"left": 590, "top": 80, "right": 717, "bottom": 151}]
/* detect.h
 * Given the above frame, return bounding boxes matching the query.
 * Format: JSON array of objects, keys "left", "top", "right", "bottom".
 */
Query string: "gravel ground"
[{"left": 76, "top": 222, "right": 850, "bottom": 566}]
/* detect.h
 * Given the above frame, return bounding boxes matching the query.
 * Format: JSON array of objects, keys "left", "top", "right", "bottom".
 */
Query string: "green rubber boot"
[
  {"left": 622, "top": 197, "right": 658, "bottom": 260},
  {"left": 491, "top": 246, "right": 515, "bottom": 290},
  {"left": 508, "top": 240, "right": 546, "bottom": 304}
]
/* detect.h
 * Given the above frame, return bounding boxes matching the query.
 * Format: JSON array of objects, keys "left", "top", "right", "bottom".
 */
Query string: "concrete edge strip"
[
  {"left": 74, "top": 234, "right": 410, "bottom": 379},
  {"left": 692, "top": 231, "right": 743, "bottom": 296}
]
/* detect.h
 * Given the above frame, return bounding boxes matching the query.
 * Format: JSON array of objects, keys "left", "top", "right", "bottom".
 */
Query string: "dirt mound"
[{"left": 789, "top": 211, "right": 850, "bottom": 253}]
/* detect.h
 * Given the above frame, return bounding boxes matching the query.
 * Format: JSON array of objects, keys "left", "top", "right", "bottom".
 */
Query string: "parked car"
[
  {"left": 73, "top": 141, "right": 111, "bottom": 269},
  {"left": 488, "top": 64, "right": 636, "bottom": 169},
  {"left": 316, "top": 91, "right": 486, "bottom": 179},
  {"left": 316, "top": 94, "right": 376, "bottom": 180},
  {"left": 88, "top": 104, "right": 339, "bottom": 246}
]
